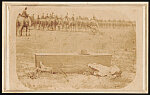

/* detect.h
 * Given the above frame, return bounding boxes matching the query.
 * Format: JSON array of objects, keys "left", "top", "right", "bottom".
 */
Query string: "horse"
[{"left": 16, "top": 15, "right": 31, "bottom": 36}]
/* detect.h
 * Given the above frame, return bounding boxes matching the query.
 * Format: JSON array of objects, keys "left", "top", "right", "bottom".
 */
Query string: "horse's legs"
[
  {"left": 54, "top": 24, "right": 56, "bottom": 31},
  {"left": 69, "top": 24, "right": 71, "bottom": 31},
  {"left": 74, "top": 25, "right": 76, "bottom": 32},
  {"left": 36, "top": 24, "right": 38, "bottom": 30},
  {"left": 38, "top": 23, "right": 40, "bottom": 30},
  {"left": 54, "top": 23, "right": 56, "bottom": 31},
  {"left": 67, "top": 25, "right": 68, "bottom": 31},
  {"left": 38, "top": 24, "right": 41, "bottom": 30},
  {"left": 48, "top": 24, "right": 50, "bottom": 30},
  {"left": 43, "top": 24, "right": 44, "bottom": 30},
  {"left": 66, "top": 25, "right": 67, "bottom": 31},
  {"left": 75, "top": 25, "right": 77, "bottom": 32},
  {"left": 54, "top": 25, "right": 55, "bottom": 31},
  {"left": 54, "top": 25, "right": 56, "bottom": 31},
  {"left": 50, "top": 24, "right": 52, "bottom": 30},
  {"left": 72, "top": 25, "right": 74, "bottom": 32},
  {"left": 71, "top": 25, "right": 72, "bottom": 32},
  {"left": 26, "top": 26, "right": 28, "bottom": 36},
  {"left": 28, "top": 27, "right": 30, "bottom": 36},
  {"left": 51, "top": 23, "right": 53, "bottom": 30},
  {"left": 20, "top": 26, "right": 23, "bottom": 36},
  {"left": 43, "top": 24, "right": 45, "bottom": 30},
  {"left": 51, "top": 25, "right": 53, "bottom": 31}
]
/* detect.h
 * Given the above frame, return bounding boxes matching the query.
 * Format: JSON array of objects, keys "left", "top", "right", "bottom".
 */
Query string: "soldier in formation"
[{"left": 22, "top": 9, "right": 135, "bottom": 31}]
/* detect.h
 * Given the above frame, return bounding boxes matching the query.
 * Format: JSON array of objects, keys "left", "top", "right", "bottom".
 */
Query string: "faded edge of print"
[{"left": 2, "top": 2, "right": 148, "bottom": 93}]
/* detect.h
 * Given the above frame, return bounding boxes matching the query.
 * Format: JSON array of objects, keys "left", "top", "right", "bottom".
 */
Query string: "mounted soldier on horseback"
[
  {"left": 16, "top": 7, "right": 31, "bottom": 36},
  {"left": 22, "top": 7, "right": 30, "bottom": 27},
  {"left": 22, "top": 7, "right": 28, "bottom": 17}
]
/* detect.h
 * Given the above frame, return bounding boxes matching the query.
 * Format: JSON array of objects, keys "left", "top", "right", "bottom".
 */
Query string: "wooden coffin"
[{"left": 35, "top": 53, "right": 112, "bottom": 73}]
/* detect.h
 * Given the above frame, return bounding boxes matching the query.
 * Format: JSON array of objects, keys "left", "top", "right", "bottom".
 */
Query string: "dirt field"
[{"left": 16, "top": 28, "right": 136, "bottom": 90}]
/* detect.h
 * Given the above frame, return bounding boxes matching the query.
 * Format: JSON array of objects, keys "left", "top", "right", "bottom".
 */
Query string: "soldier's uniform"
[
  {"left": 32, "top": 14, "right": 34, "bottom": 19},
  {"left": 22, "top": 9, "right": 28, "bottom": 18},
  {"left": 52, "top": 14, "right": 55, "bottom": 19},
  {"left": 49, "top": 14, "right": 52, "bottom": 18},
  {"left": 37, "top": 15, "right": 40, "bottom": 24},
  {"left": 41, "top": 14, "right": 45, "bottom": 19},
  {"left": 17, "top": 13, "right": 21, "bottom": 18},
  {"left": 65, "top": 15, "right": 69, "bottom": 21},
  {"left": 72, "top": 14, "right": 75, "bottom": 21},
  {"left": 64, "top": 12, "right": 69, "bottom": 20},
  {"left": 93, "top": 16, "right": 96, "bottom": 20},
  {"left": 37, "top": 15, "right": 40, "bottom": 19},
  {"left": 45, "top": 14, "right": 49, "bottom": 19},
  {"left": 22, "top": 8, "right": 29, "bottom": 26}
]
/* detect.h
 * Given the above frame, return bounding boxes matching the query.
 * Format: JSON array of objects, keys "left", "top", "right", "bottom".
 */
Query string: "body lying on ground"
[{"left": 88, "top": 63, "right": 121, "bottom": 78}]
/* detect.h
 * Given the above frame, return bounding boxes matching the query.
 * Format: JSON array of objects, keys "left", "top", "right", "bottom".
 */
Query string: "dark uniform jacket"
[
  {"left": 41, "top": 15, "right": 45, "bottom": 19},
  {"left": 22, "top": 10, "right": 28, "bottom": 17}
]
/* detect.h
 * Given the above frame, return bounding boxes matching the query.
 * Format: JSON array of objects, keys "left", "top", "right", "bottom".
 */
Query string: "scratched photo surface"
[{"left": 15, "top": 5, "right": 136, "bottom": 90}]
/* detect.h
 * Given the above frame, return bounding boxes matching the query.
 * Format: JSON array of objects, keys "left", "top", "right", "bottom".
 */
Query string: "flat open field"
[{"left": 16, "top": 28, "right": 136, "bottom": 90}]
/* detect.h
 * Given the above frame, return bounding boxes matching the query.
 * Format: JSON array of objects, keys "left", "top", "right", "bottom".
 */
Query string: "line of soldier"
[
  {"left": 18, "top": 7, "right": 136, "bottom": 32},
  {"left": 25, "top": 11, "right": 136, "bottom": 32}
]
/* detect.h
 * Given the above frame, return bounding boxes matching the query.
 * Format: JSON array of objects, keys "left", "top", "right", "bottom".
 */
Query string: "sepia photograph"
[{"left": 2, "top": 2, "right": 148, "bottom": 93}]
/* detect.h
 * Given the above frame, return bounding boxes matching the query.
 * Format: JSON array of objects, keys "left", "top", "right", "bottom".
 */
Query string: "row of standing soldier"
[
  {"left": 17, "top": 7, "right": 136, "bottom": 34},
  {"left": 30, "top": 13, "right": 136, "bottom": 32}
]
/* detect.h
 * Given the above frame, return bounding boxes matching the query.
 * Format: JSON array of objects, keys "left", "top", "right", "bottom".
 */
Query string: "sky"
[{"left": 12, "top": 4, "right": 142, "bottom": 21}]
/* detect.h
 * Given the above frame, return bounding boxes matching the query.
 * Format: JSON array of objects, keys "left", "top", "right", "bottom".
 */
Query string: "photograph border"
[{"left": 2, "top": 2, "right": 149, "bottom": 93}]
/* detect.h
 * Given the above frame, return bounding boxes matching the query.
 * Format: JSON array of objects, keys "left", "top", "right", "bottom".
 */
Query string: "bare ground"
[{"left": 16, "top": 28, "right": 136, "bottom": 90}]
